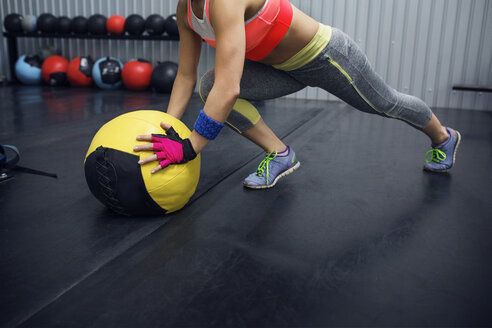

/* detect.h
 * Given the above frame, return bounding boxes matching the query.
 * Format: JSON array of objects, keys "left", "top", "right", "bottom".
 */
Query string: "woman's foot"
[
  {"left": 424, "top": 127, "right": 461, "bottom": 173},
  {"left": 243, "top": 146, "right": 300, "bottom": 189}
]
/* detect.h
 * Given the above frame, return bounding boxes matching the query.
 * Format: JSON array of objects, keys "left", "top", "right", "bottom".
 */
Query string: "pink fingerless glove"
[{"left": 151, "top": 127, "right": 197, "bottom": 169}]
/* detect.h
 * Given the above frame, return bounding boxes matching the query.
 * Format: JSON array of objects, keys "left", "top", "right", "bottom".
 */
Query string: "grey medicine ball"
[{"left": 21, "top": 15, "right": 37, "bottom": 32}]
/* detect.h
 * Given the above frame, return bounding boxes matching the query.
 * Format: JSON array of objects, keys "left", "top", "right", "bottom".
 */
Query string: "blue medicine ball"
[
  {"left": 92, "top": 57, "right": 123, "bottom": 89},
  {"left": 15, "top": 54, "right": 43, "bottom": 85}
]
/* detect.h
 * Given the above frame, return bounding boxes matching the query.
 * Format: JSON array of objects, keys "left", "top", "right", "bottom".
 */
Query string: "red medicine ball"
[
  {"left": 122, "top": 59, "right": 153, "bottom": 91},
  {"left": 67, "top": 56, "right": 94, "bottom": 87},
  {"left": 107, "top": 15, "right": 125, "bottom": 35},
  {"left": 41, "top": 55, "right": 69, "bottom": 86}
]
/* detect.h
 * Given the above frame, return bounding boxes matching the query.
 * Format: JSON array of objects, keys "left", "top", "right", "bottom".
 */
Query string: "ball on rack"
[
  {"left": 106, "top": 15, "right": 125, "bottom": 35},
  {"left": 21, "top": 15, "right": 37, "bottom": 32},
  {"left": 41, "top": 55, "right": 69, "bottom": 86},
  {"left": 87, "top": 14, "right": 107, "bottom": 35},
  {"left": 15, "top": 55, "right": 42, "bottom": 85},
  {"left": 151, "top": 61, "right": 178, "bottom": 93},
  {"left": 4, "top": 13, "right": 24, "bottom": 33},
  {"left": 122, "top": 59, "right": 153, "bottom": 91},
  {"left": 164, "top": 14, "right": 178, "bottom": 37},
  {"left": 70, "top": 16, "right": 88, "bottom": 34},
  {"left": 68, "top": 56, "right": 94, "bottom": 87},
  {"left": 37, "top": 13, "right": 58, "bottom": 33},
  {"left": 92, "top": 57, "right": 123, "bottom": 89},
  {"left": 57, "top": 16, "right": 71, "bottom": 34},
  {"left": 145, "top": 14, "right": 166, "bottom": 36},
  {"left": 125, "top": 14, "right": 145, "bottom": 35}
]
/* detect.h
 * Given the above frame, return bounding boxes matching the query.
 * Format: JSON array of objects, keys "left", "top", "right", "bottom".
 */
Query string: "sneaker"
[
  {"left": 243, "top": 146, "right": 300, "bottom": 189},
  {"left": 424, "top": 127, "right": 461, "bottom": 173}
]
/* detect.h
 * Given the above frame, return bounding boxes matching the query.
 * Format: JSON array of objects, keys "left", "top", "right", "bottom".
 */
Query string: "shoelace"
[
  {"left": 256, "top": 151, "right": 278, "bottom": 183},
  {"left": 425, "top": 148, "right": 446, "bottom": 164}
]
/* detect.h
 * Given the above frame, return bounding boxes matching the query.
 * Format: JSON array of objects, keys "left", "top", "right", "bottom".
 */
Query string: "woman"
[{"left": 134, "top": 0, "right": 461, "bottom": 189}]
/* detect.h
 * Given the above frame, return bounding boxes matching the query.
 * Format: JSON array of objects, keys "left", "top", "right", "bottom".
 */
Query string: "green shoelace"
[
  {"left": 256, "top": 151, "right": 278, "bottom": 183},
  {"left": 425, "top": 148, "right": 446, "bottom": 164}
]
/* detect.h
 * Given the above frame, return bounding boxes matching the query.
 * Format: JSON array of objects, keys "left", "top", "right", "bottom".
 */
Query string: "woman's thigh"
[
  {"left": 199, "top": 59, "right": 306, "bottom": 101},
  {"left": 287, "top": 28, "right": 432, "bottom": 128}
]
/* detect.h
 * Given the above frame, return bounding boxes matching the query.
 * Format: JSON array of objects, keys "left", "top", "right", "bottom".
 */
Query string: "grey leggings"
[{"left": 199, "top": 28, "right": 433, "bottom": 133}]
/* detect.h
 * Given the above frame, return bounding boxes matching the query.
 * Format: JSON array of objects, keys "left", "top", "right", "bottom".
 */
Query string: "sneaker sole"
[
  {"left": 244, "top": 161, "right": 301, "bottom": 190},
  {"left": 424, "top": 130, "right": 461, "bottom": 173}
]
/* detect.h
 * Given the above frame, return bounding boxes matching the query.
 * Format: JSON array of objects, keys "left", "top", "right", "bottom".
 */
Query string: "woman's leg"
[
  {"left": 199, "top": 60, "right": 306, "bottom": 188},
  {"left": 199, "top": 59, "right": 305, "bottom": 152},
  {"left": 287, "top": 28, "right": 434, "bottom": 129},
  {"left": 423, "top": 114, "right": 449, "bottom": 145},
  {"left": 241, "top": 119, "right": 286, "bottom": 153},
  {"left": 286, "top": 28, "right": 459, "bottom": 171}
]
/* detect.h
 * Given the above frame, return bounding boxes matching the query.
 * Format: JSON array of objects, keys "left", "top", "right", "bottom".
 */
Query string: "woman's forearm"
[
  {"left": 202, "top": 82, "right": 240, "bottom": 123},
  {"left": 166, "top": 74, "right": 197, "bottom": 119},
  {"left": 189, "top": 83, "right": 239, "bottom": 154}
]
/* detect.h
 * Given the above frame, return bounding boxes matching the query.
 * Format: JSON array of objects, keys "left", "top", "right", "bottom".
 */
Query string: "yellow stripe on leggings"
[
  {"left": 273, "top": 24, "right": 332, "bottom": 72},
  {"left": 198, "top": 68, "right": 214, "bottom": 103},
  {"left": 326, "top": 56, "right": 421, "bottom": 127},
  {"left": 233, "top": 99, "right": 261, "bottom": 126}
]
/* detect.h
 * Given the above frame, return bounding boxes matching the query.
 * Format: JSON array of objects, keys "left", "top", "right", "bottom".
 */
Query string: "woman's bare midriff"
[{"left": 258, "top": 5, "right": 319, "bottom": 66}]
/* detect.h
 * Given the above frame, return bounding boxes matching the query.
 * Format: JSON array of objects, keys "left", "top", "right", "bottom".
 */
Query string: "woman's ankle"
[{"left": 432, "top": 127, "right": 450, "bottom": 145}]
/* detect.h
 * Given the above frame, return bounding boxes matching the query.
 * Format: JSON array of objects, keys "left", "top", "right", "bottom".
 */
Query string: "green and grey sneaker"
[
  {"left": 424, "top": 127, "right": 461, "bottom": 173},
  {"left": 243, "top": 146, "right": 300, "bottom": 189}
]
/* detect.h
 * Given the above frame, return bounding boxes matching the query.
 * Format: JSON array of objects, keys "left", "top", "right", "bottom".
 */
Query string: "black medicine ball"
[
  {"left": 164, "top": 14, "right": 178, "bottom": 37},
  {"left": 70, "top": 16, "right": 88, "bottom": 34},
  {"left": 37, "top": 13, "right": 58, "bottom": 33},
  {"left": 125, "top": 14, "right": 145, "bottom": 35},
  {"left": 87, "top": 14, "right": 107, "bottom": 35},
  {"left": 151, "top": 61, "right": 178, "bottom": 93},
  {"left": 4, "top": 13, "right": 23, "bottom": 33},
  {"left": 57, "top": 16, "right": 71, "bottom": 34},
  {"left": 145, "top": 14, "right": 166, "bottom": 36}
]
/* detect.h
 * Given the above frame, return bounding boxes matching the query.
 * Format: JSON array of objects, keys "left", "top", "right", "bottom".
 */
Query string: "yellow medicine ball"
[{"left": 84, "top": 110, "right": 201, "bottom": 216}]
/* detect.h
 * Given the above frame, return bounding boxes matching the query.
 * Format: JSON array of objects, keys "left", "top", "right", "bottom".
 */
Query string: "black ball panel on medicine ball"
[
  {"left": 25, "top": 55, "right": 43, "bottom": 68},
  {"left": 84, "top": 147, "right": 167, "bottom": 216},
  {"left": 99, "top": 58, "right": 122, "bottom": 84},
  {"left": 79, "top": 56, "right": 94, "bottom": 77},
  {"left": 84, "top": 111, "right": 201, "bottom": 215}
]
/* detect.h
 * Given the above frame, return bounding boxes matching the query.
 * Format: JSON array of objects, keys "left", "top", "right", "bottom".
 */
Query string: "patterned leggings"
[{"left": 199, "top": 27, "right": 433, "bottom": 133}]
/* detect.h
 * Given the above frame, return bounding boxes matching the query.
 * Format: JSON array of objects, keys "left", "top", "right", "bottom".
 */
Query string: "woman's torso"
[{"left": 188, "top": 0, "right": 319, "bottom": 65}]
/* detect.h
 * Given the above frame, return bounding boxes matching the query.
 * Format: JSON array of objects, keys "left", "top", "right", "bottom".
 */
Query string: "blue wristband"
[{"left": 193, "top": 109, "right": 225, "bottom": 140}]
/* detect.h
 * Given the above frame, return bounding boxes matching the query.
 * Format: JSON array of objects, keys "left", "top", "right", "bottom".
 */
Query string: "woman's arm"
[
  {"left": 135, "top": 0, "right": 248, "bottom": 173},
  {"left": 188, "top": 0, "right": 247, "bottom": 153},
  {"left": 166, "top": 0, "right": 203, "bottom": 119}
]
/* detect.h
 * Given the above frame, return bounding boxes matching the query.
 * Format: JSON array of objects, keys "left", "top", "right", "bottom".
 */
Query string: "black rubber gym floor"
[{"left": 1, "top": 85, "right": 491, "bottom": 327}]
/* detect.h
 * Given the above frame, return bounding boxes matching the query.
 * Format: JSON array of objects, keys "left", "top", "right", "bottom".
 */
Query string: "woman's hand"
[{"left": 134, "top": 123, "right": 197, "bottom": 174}]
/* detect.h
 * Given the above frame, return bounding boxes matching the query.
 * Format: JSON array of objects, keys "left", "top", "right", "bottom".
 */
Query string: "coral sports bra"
[{"left": 187, "top": 0, "right": 293, "bottom": 61}]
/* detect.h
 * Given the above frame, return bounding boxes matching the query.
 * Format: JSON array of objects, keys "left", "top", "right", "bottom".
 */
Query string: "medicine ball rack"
[{"left": 3, "top": 32, "right": 180, "bottom": 82}]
